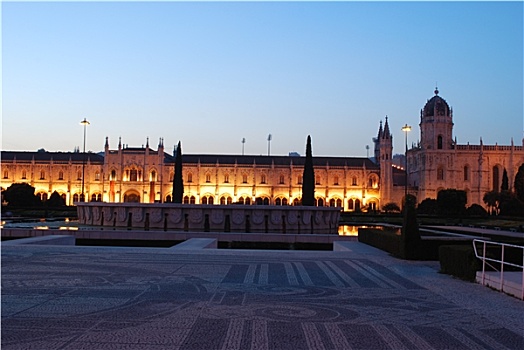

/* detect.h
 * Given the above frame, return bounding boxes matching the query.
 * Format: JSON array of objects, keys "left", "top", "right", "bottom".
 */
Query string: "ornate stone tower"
[
  {"left": 420, "top": 88, "right": 454, "bottom": 150},
  {"left": 377, "top": 117, "right": 393, "bottom": 204}
]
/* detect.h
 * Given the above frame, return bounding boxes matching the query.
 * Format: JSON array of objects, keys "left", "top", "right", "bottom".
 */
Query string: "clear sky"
[{"left": 2, "top": 1, "right": 523, "bottom": 157}]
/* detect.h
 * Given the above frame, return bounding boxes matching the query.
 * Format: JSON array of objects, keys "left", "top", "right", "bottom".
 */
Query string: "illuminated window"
[
  {"left": 111, "top": 170, "right": 116, "bottom": 181},
  {"left": 77, "top": 171, "right": 82, "bottom": 180},
  {"left": 150, "top": 170, "right": 156, "bottom": 182},
  {"left": 22, "top": 170, "right": 27, "bottom": 179},
  {"left": 333, "top": 176, "right": 339, "bottom": 186},
  {"left": 187, "top": 172, "right": 193, "bottom": 183},
  {"left": 95, "top": 172, "right": 100, "bottom": 181},
  {"left": 242, "top": 174, "right": 248, "bottom": 183},
  {"left": 224, "top": 174, "right": 229, "bottom": 183},
  {"left": 261, "top": 175, "right": 266, "bottom": 184},
  {"left": 464, "top": 165, "right": 469, "bottom": 181},
  {"left": 58, "top": 171, "right": 64, "bottom": 180},
  {"left": 279, "top": 175, "right": 285, "bottom": 184},
  {"left": 297, "top": 176, "right": 303, "bottom": 185},
  {"left": 40, "top": 170, "right": 45, "bottom": 180},
  {"left": 352, "top": 176, "right": 358, "bottom": 186},
  {"left": 368, "top": 175, "right": 378, "bottom": 188},
  {"left": 206, "top": 173, "right": 211, "bottom": 183},
  {"left": 3, "top": 170, "right": 8, "bottom": 179}
]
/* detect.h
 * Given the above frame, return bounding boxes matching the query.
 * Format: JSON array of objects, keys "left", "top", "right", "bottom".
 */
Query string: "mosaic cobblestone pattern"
[{"left": 2, "top": 245, "right": 523, "bottom": 350}]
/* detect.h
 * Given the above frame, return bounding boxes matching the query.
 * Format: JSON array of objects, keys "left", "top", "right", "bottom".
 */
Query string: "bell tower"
[{"left": 420, "top": 88, "right": 454, "bottom": 150}]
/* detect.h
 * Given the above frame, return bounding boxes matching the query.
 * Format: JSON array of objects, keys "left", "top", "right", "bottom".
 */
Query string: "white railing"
[{"left": 473, "top": 239, "right": 524, "bottom": 300}]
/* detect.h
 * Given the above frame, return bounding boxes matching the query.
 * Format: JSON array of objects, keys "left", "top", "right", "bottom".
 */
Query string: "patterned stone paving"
[{"left": 2, "top": 243, "right": 523, "bottom": 350}]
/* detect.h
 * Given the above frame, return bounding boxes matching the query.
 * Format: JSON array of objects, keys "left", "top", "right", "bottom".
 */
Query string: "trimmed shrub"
[
  {"left": 358, "top": 228, "right": 400, "bottom": 255},
  {"left": 439, "top": 245, "right": 480, "bottom": 281}
]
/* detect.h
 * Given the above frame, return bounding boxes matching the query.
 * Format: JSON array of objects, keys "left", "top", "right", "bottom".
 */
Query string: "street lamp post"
[
  {"left": 80, "top": 118, "right": 90, "bottom": 202},
  {"left": 401, "top": 124, "right": 412, "bottom": 202}
]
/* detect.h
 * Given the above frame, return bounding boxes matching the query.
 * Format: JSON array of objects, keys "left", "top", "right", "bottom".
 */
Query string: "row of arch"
[{"left": 163, "top": 194, "right": 370, "bottom": 210}]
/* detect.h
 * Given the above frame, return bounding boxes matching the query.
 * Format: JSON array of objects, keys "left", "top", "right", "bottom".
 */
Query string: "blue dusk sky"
[{"left": 2, "top": 1, "right": 523, "bottom": 157}]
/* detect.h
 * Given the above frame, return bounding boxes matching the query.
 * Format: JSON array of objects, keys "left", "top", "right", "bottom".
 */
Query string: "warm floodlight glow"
[
  {"left": 80, "top": 118, "right": 90, "bottom": 126},
  {"left": 401, "top": 124, "right": 412, "bottom": 132},
  {"left": 35, "top": 226, "right": 49, "bottom": 230}
]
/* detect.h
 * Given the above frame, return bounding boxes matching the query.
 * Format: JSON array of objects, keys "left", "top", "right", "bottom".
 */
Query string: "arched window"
[
  {"left": 348, "top": 199, "right": 354, "bottom": 210},
  {"left": 224, "top": 173, "right": 229, "bottom": 183},
  {"left": 3, "top": 170, "right": 8, "bottom": 179},
  {"left": 205, "top": 173, "right": 211, "bottom": 183},
  {"left": 183, "top": 196, "right": 190, "bottom": 204},
  {"left": 220, "top": 195, "right": 232, "bottom": 205},
  {"left": 58, "top": 171, "right": 64, "bottom": 180},
  {"left": 492, "top": 166, "right": 500, "bottom": 191},
  {"left": 279, "top": 175, "right": 285, "bottom": 184},
  {"left": 315, "top": 176, "right": 321, "bottom": 185},
  {"left": 293, "top": 198, "right": 300, "bottom": 206},
  {"left": 437, "top": 167, "right": 444, "bottom": 180},
  {"left": 40, "top": 170, "right": 45, "bottom": 180},
  {"left": 73, "top": 194, "right": 79, "bottom": 203},
  {"left": 60, "top": 193, "right": 67, "bottom": 203},
  {"left": 464, "top": 165, "right": 469, "bottom": 181},
  {"left": 355, "top": 199, "right": 361, "bottom": 211},
  {"left": 238, "top": 197, "right": 244, "bottom": 204},
  {"left": 437, "top": 135, "right": 443, "bottom": 149},
  {"left": 77, "top": 171, "right": 82, "bottom": 180},
  {"left": 245, "top": 197, "right": 251, "bottom": 205},
  {"left": 111, "top": 170, "right": 116, "bottom": 181},
  {"left": 95, "top": 171, "right": 100, "bottom": 181},
  {"left": 316, "top": 198, "right": 324, "bottom": 207},
  {"left": 242, "top": 174, "right": 248, "bottom": 183},
  {"left": 297, "top": 176, "right": 303, "bottom": 185},
  {"left": 187, "top": 172, "right": 193, "bottom": 183},
  {"left": 333, "top": 176, "right": 339, "bottom": 186},
  {"left": 91, "top": 193, "right": 101, "bottom": 202},
  {"left": 150, "top": 170, "right": 156, "bottom": 182},
  {"left": 352, "top": 176, "right": 358, "bottom": 186},
  {"left": 275, "top": 198, "right": 282, "bottom": 206},
  {"left": 22, "top": 170, "right": 27, "bottom": 179},
  {"left": 165, "top": 194, "right": 172, "bottom": 203},
  {"left": 130, "top": 169, "right": 138, "bottom": 182},
  {"left": 201, "top": 195, "right": 214, "bottom": 204},
  {"left": 368, "top": 175, "right": 378, "bottom": 188},
  {"left": 329, "top": 199, "right": 336, "bottom": 207},
  {"left": 37, "top": 192, "right": 48, "bottom": 201},
  {"left": 260, "top": 175, "right": 266, "bottom": 184}
]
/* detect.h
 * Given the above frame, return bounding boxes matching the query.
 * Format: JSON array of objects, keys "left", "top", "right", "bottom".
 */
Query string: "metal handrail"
[{"left": 472, "top": 239, "right": 524, "bottom": 300}]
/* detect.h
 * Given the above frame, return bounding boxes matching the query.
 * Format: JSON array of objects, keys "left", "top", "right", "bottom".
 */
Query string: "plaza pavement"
[{"left": 2, "top": 239, "right": 523, "bottom": 350}]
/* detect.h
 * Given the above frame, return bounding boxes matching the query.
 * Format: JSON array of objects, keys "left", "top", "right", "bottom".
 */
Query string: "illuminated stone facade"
[
  {"left": 407, "top": 89, "right": 524, "bottom": 205},
  {"left": 1, "top": 136, "right": 396, "bottom": 211},
  {"left": 2, "top": 89, "right": 519, "bottom": 210}
]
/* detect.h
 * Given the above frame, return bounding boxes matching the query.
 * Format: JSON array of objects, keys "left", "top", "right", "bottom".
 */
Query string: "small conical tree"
[
  {"left": 172, "top": 141, "right": 184, "bottom": 203},
  {"left": 515, "top": 163, "right": 524, "bottom": 202},
  {"left": 301, "top": 135, "right": 315, "bottom": 206},
  {"left": 501, "top": 168, "right": 509, "bottom": 192}
]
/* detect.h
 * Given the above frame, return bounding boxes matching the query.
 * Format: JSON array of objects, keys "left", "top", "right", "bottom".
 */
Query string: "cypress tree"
[
  {"left": 501, "top": 168, "right": 509, "bottom": 192},
  {"left": 172, "top": 141, "right": 184, "bottom": 203},
  {"left": 301, "top": 135, "right": 315, "bottom": 206}
]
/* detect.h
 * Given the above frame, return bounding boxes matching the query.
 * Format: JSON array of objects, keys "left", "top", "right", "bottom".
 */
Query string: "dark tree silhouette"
[
  {"left": 301, "top": 135, "right": 315, "bottom": 206},
  {"left": 172, "top": 141, "right": 184, "bottom": 204},
  {"left": 400, "top": 193, "right": 420, "bottom": 260},
  {"left": 501, "top": 168, "right": 509, "bottom": 192},
  {"left": 382, "top": 202, "right": 400, "bottom": 213},
  {"left": 47, "top": 191, "right": 66, "bottom": 207},
  {"left": 417, "top": 198, "right": 438, "bottom": 215},
  {"left": 437, "top": 189, "right": 466, "bottom": 217},
  {"left": 514, "top": 163, "right": 524, "bottom": 202},
  {"left": 2, "top": 183, "right": 41, "bottom": 207}
]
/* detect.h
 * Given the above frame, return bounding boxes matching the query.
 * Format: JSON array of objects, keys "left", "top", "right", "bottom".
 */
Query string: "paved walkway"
[{"left": 2, "top": 241, "right": 523, "bottom": 349}]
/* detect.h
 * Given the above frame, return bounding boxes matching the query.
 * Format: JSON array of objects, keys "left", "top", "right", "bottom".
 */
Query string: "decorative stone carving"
[
  {"left": 251, "top": 209, "right": 264, "bottom": 225},
  {"left": 271, "top": 210, "right": 282, "bottom": 224},
  {"left": 232, "top": 210, "right": 244, "bottom": 225},
  {"left": 301, "top": 211, "right": 311, "bottom": 225},
  {"left": 189, "top": 209, "right": 203, "bottom": 224},
  {"left": 117, "top": 207, "right": 127, "bottom": 222},
  {"left": 150, "top": 208, "right": 163, "bottom": 223},
  {"left": 102, "top": 207, "right": 113, "bottom": 221},
  {"left": 287, "top": 211, "right": 297, "bottom": 225},
  {"left": 132, "top": 207, "right": 143, "bottom": 222},
  {"left": 210, "top": 209, "right": 224, "bottom": 225},
  {"left": 168, "top": 209, "right": 182, "bottom": 224}
]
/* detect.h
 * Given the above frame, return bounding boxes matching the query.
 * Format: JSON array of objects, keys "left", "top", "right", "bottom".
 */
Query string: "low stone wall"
[{"left": 77, "top": 203, "right": 341, "bottom": 234}]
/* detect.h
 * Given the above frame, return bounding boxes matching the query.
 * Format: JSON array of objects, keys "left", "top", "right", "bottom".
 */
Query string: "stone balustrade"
[{"left": 77, "top": 203, "right": 341, "bottom": 234}]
